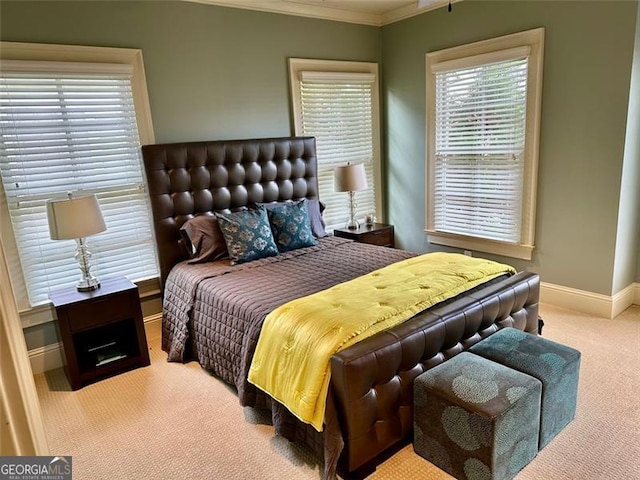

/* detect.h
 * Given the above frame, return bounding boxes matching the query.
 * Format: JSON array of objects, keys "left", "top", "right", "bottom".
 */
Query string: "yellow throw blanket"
[{"left": 247, "top": 252, "right": 515, "bottom": 431}]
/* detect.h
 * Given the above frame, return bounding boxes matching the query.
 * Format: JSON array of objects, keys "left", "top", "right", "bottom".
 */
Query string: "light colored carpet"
[{"left": 34, "top": 304, "right": 640, "bottom": 479}]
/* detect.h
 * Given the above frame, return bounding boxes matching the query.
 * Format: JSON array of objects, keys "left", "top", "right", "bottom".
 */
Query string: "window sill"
[{"left": 426, "top": 230, "right": 534, "bottom": 261}]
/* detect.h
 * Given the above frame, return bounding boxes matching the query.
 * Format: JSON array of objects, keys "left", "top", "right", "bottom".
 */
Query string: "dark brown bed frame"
[{"left": 142, "top": 136, "right": 540, "bottom": 478}]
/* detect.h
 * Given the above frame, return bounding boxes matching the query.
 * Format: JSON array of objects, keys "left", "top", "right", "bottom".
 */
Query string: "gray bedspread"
[{"left": 163, "top": 236, "right": 415, "bottom": 404}]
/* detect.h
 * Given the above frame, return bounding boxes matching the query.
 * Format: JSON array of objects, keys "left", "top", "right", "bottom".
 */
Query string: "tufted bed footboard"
[{"left": 330, "top": 271, "right": 539, "bottom": 475}]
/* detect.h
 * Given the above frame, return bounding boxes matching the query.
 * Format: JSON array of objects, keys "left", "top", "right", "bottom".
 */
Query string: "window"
[
  {"left": 0, "top": 43, "right": 157, "bottom": 308},
  {"left": 289, "top": 58, "right": 381, "bottom": 230},
  {"left": 425, "top": 28, "right": 544, "bottom": 260}
]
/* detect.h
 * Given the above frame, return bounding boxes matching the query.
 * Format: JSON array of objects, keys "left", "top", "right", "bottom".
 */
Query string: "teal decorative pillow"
[
  {"left": 266, "top": 199, "right": 317, "bottom": 252},
  {"left": 215, "top": 207, "right": 278, "bottom": 265},
  {"left": 260, "top": 199, "right": 327, "bottom": 238}
]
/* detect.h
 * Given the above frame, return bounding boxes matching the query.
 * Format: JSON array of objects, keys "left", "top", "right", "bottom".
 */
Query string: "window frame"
[
  {"left": 288, "top": 58, "right": 383, "bottom": 227},
  {"left": 0, "top": 42, "right": 157, "bottom": 323},
  {"left": 425, "top": 28, "right": 545, "bottom": 260}
]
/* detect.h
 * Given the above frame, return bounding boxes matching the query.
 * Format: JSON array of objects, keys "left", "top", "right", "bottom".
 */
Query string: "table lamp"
[
  {"left": 335, "top": 163, "right": 368, "bottom": 230},
  {"left": 46, "top": 193, "right": 107, "bottom": 292}
]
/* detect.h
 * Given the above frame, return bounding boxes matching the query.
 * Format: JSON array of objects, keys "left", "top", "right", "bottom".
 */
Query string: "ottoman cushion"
[
  {"left": 414, "top": 352, "right": 541, "bottom": 480},
  {"left": 469, "top": 328, "right": 580, "bottom": 449}
]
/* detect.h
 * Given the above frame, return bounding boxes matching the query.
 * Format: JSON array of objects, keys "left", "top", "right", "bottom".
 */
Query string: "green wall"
[
  {"left": 0, "top": 1, "right": 638, "bottom": 353},
  {"left": 382, "top": 0, "right": 638, "bottom": 295},
  {"left": 614, "top": 3, "right": 640, "bottom": 294},
  {"left": 0, "top": 1, "right": 380, "bottom": 144}
]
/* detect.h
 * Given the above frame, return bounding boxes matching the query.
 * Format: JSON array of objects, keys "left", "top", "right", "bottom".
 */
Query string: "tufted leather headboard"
[{"left": 141, "top": 136, "right": 319, "bottom": 284}]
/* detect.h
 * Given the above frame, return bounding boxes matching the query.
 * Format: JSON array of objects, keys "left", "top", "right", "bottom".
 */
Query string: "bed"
[{"left": 141, "top": 136, "right": 540, "bottom": 478}]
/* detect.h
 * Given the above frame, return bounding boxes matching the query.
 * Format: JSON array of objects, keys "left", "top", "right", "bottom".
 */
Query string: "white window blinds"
[
  {"left": 0, "top": 62, "right": 158, "bottom": 306},
  {"left": 299, "top": 71, "right": 376, "bottom": 230},
  {"left": 433, "top": 56, "right": 529, "bottom": 244}
]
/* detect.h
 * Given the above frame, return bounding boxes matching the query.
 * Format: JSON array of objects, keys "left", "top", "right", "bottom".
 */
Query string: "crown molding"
[
  {"left": 185, "top": 0, "right": 453, "bottom": 27},
  {"left": 383, "top": 0, "right": 458, "bottom": 25}
]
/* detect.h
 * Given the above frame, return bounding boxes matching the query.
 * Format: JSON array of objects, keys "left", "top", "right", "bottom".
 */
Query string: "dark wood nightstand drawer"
[
  {"left": 334, "top": 223, "right": 395, "bottom": 248},
  {"left": 67, "top": 292, "right": 133, "bottom": 332},
  {"left": 358, "top": 229, "right": 393, "bottom": 247}
]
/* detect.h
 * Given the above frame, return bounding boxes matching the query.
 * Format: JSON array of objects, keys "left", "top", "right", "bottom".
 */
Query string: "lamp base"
[
  {"left": 345, "top": 218, "right": 360, "bottom": 230},
  {"left": 346, "top": 190, "right": 360, "bottom": 230},
  {"left": 76, "top": 277, "right": 100, "bottom": 292},
  {"left": 74, "top": 238, "right": 100, "bottom": 292}
]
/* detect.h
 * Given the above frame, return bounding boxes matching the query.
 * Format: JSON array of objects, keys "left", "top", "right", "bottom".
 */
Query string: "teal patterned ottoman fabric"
[
  {"left": 414, "top": 352, "right": 541, "bottom": 480},
  {"left": 469, "top": 328, "right": 580, "bottom": 449}
]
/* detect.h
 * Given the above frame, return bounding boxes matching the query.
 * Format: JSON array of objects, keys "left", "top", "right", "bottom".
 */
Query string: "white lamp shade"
[
  {"left": 46, "top": 194, "right": 107, "bottom": 240},
  {"left": 335, "top": 163, "right": 368, "bottom": 192}
]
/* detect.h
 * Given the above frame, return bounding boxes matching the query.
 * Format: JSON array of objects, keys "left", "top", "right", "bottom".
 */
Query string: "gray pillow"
[
  {"left": 179, "top": 215, "right": 228, "bottom": 264},
  {"left": 306, "top": 198, "right": 327, "bottom": 238}
]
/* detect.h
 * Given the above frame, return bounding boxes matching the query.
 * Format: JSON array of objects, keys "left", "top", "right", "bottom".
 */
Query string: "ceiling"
[{"left": 187, "top": 0, "right": 453, "bottom": 26}]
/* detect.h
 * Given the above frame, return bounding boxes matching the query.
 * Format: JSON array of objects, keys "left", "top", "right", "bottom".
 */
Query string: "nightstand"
[
  {"left": 50, "top": 276, "right": 150, "bottom": 390},
  {"left": 333, "top": 222, "right": 395, "bottom": 248}
]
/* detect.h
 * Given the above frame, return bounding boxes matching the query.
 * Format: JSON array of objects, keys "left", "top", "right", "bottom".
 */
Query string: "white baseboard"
[
  {"left": 144, "top": 313, "right": 162, "bottom": 342},
  {"left": 29, "top": 313, "right": 163, "bottom": 375},
  {"left": 540, "top": 282, "right": 612, "bottom": 318},
  {"left": 28, "top": 342, "right": 65, "bottom": 375},
  {"left": 612, "top": 283, "right": 638, "bottom": 318},
  {"left": 541, "top": 282, "right": 639, "bottom": 319}
]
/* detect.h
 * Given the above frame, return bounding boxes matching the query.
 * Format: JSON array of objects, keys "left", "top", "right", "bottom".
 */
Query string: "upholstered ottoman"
[
  {"left": 414, "top": 352, "right": 541, "bottom": 480},
  {"left": 469, "top": 328, "right": 580, "bottom": 449}
]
